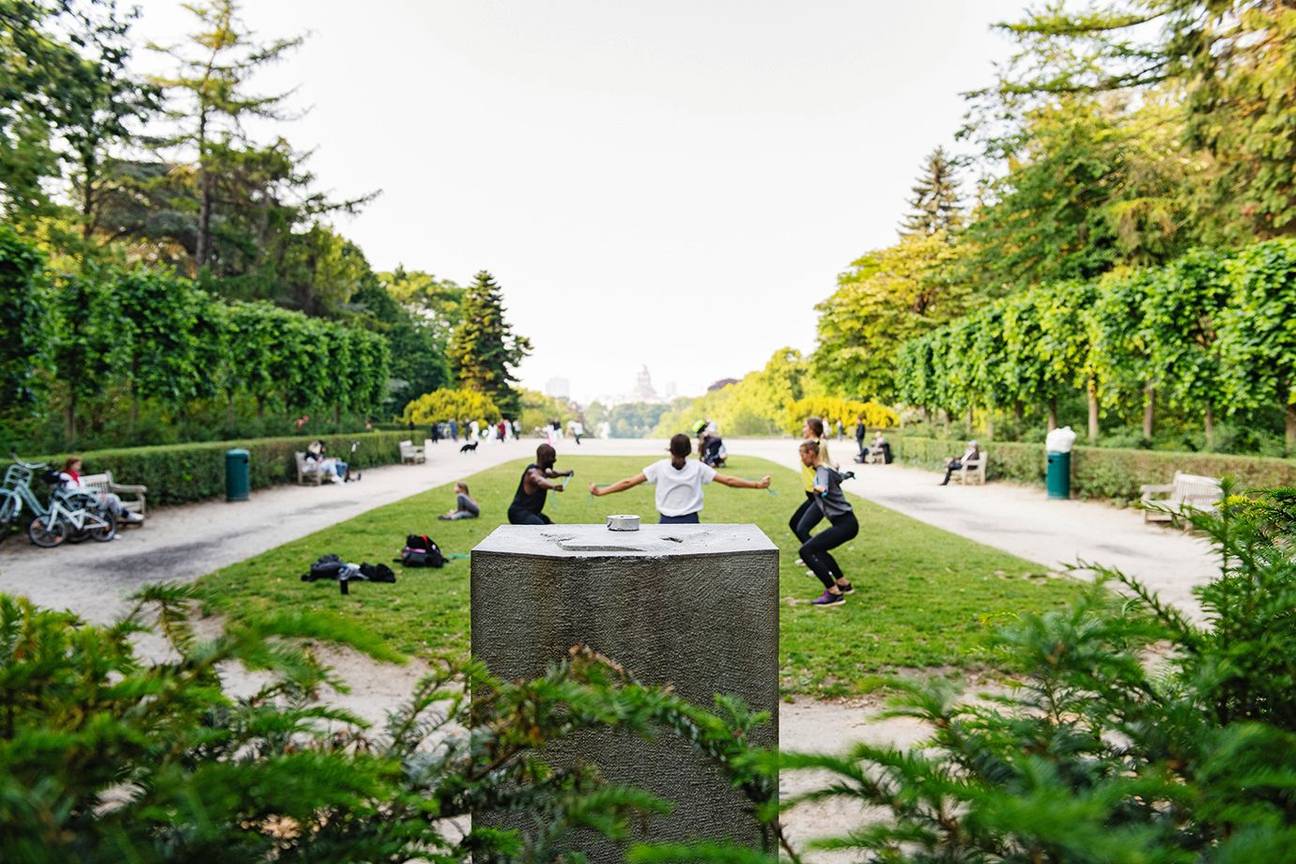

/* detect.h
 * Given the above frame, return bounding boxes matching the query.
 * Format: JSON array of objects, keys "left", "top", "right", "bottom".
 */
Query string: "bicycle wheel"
[
  {"left": 0, "top": 493, "right": 17, "bottom": 545},
  {"left": 87, "top": 509, "right": 117, "bottom": 543},
  {"left": 28, "top": 514, "right": 66, "bottom": 548}
]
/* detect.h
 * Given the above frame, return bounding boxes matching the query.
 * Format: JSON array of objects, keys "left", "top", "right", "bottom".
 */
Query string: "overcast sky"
[{"left": 130, "top": 0, "right": 1026, "bottom": 404}]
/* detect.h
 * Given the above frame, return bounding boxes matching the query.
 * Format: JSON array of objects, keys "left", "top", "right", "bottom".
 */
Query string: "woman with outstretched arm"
[{"left": 589, "top": 433, "right": 770, "bottom": 524}]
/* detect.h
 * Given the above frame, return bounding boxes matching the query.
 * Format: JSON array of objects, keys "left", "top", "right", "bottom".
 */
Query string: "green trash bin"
[
  {"left": 225, "top": 448, "right": 250, "bottom": 502},
  {"left": 1046, "top": 450, "right": 1071, "bottom": 500}
]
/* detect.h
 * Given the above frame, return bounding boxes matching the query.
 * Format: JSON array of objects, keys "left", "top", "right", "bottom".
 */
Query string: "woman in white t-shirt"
[{"left": 588, "top": 433, "right": 770, "bottom": 524}]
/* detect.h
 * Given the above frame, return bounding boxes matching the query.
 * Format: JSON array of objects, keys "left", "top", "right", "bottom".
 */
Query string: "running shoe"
[
  {"left": 811, "top": 590, "right": 845, "bottom": 607},
  {"left": 835, "top": 581, "right": 854, "bottom": 594}
]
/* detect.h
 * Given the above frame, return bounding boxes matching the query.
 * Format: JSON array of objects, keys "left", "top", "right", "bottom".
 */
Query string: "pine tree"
[
  {"left": 448, "top": 271, "right": 532, "bottom": 416},
  {"left": 901, "top": 147, "right": 962, "bottom": 236}
]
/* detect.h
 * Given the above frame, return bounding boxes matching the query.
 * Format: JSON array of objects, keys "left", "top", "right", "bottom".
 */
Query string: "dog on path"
[{"left": 460, "top": 441, "right": 478, "bottom": 454}]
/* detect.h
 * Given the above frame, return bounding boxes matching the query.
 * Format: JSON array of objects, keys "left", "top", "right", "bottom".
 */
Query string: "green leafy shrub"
[
  {"left": 0, "top": 586, "right": 780, "bottom": 863},
  {"left": 0, "top": 431, "right": 416, "bottom": 507},
  {"left": 777, "top": 489, "right": 1296, "bottom": 861}
]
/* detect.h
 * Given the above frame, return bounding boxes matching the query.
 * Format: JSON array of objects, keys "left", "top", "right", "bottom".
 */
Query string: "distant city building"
[
  {"left": 633, "top": 365, "right": 658, "bottom": 402},
  {"left": 545, "top": 377, "right": 571, "bottom": 399},
  {"left": 707, "top": 377, "right": 739, "bottom": 392}
]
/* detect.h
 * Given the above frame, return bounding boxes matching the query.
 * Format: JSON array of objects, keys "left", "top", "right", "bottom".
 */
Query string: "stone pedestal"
[{"left": 470, "top": 523, "right": 779, "bottom": 853}]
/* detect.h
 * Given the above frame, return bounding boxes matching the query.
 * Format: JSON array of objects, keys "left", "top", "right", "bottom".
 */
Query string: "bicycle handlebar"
[{"left": 9, "top": 453, "right": 48, "bottom": 470}]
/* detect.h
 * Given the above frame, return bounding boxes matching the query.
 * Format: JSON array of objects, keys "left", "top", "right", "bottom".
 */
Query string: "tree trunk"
[
  {"left": 1286, "top": 400, "right": 1296, "bottom": 452},
  {"left": 65, "top": 394, "right": 78, "bottom": 445},
  {"left": 196, "top": 172, "right": 212, "bottom": 272},
  {"left": 986, "top": 414, "right": 994, "bottom": 440},
  {"left": 1087, "top": 379, "right": 1100, "bottom": 443},
  {"left": 1142, "top": 385, "right": 1155, "bottom": 440},
  {"left": 194, "top": 104, "right": 212, "bottom": 272},
  {"left": 1013, "top": 402, "right": 1024, "bottom": 424},
  {"left": 1047, "top": 398, "right": 1058, "bottom": 432},
  {"left": 1204, "top": 404, "right": 1216, "bottom": 450},
  {"left": 967, "top": 406, "right": 974, "bottom": 428}
]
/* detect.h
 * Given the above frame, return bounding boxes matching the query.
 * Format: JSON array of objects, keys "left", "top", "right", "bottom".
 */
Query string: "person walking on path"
[
  {"left": 788, "top": 417, "right": 835, "bottom": 545},
  {"left": 854, "top": 416, "right": 866, "bottom": 460},
  {"left": 507, "top": 443, "right": 573, "bottom": 525},
  {"left": 797, "top": 440, "right": 858, "bottom": 607},
  {"left": 589, "top": 433, "right": 771, "bottom": 524}
]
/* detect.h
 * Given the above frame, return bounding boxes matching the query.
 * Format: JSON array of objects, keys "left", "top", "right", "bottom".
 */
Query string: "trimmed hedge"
[
  {"left": 891, "top": 435, "right": 1296, "bottom": 501},
  {"left": 6, "top": 432, "right": 419, "bottom": 507}
]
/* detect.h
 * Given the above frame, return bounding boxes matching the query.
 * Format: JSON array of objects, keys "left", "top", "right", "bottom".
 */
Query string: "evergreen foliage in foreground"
[
  {"left": 4, "top": 490, "right": 1296, "bottom": 861},
  {"left": 776, "top": 487, "right": 1296, "bottom": 862},
  {"left": 0, "top": 585, "right": 781, "bottom": 862}
]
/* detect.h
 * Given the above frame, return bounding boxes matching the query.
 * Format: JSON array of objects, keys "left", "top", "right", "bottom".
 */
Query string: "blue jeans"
[{"left": 659, "top": 512, "right": 700, "bottom": 524}]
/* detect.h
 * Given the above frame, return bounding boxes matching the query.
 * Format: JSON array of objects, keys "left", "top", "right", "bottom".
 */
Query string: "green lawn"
[{"left": 199, "top": 455, "right": 1083, "bottom": 697}]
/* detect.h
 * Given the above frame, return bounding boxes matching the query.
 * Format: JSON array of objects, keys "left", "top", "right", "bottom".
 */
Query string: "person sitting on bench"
[{"left": 940, "top": 440, "right": 979, "bottom": 486}]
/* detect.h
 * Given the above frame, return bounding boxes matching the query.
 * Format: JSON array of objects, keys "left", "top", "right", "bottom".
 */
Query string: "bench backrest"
[
  {"left": 1172, "top": 471, "right": 1222, "bottom": 503},
  {"left": 80, "top": 472, "right": 113, "bottom": 493}
]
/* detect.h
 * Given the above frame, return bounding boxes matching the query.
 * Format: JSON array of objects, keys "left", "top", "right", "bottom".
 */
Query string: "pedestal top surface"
[{"left": 472, "top": 523, "right": 777, "bottom": 557}]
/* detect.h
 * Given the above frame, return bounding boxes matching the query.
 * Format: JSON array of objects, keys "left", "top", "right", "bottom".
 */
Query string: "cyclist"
[{"left": 58, "top": 457, "right": 143, "bottom": 524}]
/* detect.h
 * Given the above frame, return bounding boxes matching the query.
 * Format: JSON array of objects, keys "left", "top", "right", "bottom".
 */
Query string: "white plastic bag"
[{"left": 1046, "top": 426, "right": 1077, "bottom": 454}]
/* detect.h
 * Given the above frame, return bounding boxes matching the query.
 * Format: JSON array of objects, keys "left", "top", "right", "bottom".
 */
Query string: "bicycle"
[
  {"left": 28, "top": 475, "right": 116, "bottom": 548},
  {"left": 0, "top": 456, "right": 49, "bottom": 545},
  {"left": 1, "top": 455, "right": 117, "bottom": 547}
]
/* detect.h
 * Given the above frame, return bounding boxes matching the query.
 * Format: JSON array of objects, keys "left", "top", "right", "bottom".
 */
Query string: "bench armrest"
[
  {"left": 110, "top": 482, "right": 147, "bottom": 494},
  {"left": 1140, "top": 483, "right": 1173, "bottom": 497}
]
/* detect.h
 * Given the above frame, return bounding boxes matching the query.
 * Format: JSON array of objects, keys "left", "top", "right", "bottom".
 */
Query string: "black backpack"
[{"left": 398, "top": 534, "right": 445, "bottom": 568}]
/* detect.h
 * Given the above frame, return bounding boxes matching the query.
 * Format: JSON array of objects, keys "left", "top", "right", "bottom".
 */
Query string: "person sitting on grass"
[
  {"left": 439, "top": 482, "right": 480, "bottom": 521},
  {"left": 58, "top": 457, "right": 143, "bottom": 524},
  {"left": 588, "top": 433, "right": 771, "bottom": 524},
  {"left": 797, "top": 440, "right": 857, "bottom": 608},
  {"left": 507, "top": 443, "right": 573, "bottom": 525},
  {"left": 940, "top": 440, "right": 980, "bottom": 486}
]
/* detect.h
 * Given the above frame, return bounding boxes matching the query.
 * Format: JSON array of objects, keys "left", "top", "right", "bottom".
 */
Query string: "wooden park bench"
[
  {"left": 295, "top": 451, "right": 325, "bottom": 486},
  {"left": 399, "top": 440, "right": 426, "bottom": 464},
  {"left": 947, "top": 452, "right": 988, "bottom": 485},
  {"left": 865, "top": 448, "right": 886, "bottom": 465},
  {"left": 82, "top": 472, "right": 148, "bottom": 520},
  {"left": 1140, "top": 472, "right": 1222, "bottom": 526}
]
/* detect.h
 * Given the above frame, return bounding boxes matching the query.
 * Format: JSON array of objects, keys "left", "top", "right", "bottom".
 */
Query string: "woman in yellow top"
[{"left": 789, "top": 416, "right": 836, "bottom": 544}]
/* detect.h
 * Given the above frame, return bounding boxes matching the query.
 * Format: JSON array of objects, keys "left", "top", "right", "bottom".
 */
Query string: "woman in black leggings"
[{"left": 797, "top": 440, "right": 858, "bottom": 607}]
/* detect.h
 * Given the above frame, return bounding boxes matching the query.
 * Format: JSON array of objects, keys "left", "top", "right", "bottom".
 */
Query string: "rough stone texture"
[{"left": 471, "top": 523, "right": 779, "bottom": 855}]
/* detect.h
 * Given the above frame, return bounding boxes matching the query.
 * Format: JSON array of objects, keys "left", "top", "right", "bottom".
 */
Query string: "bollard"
[{"left": 470, "top": 523, "right": 779, "bottom": 858}]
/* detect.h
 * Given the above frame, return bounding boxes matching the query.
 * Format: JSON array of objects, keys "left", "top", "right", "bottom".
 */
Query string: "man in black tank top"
[{"left": 507, "top": 444, "right": 572, "bottom": 525}]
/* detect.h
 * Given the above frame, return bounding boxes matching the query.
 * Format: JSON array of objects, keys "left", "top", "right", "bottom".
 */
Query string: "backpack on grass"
[{"left": 398, "top": 534, "right": 445, "bottom": 568}]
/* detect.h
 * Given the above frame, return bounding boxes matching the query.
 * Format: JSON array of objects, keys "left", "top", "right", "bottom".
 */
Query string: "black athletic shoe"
[{"left": 836, "top": 581, "right": 854, "bottom": 594}]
